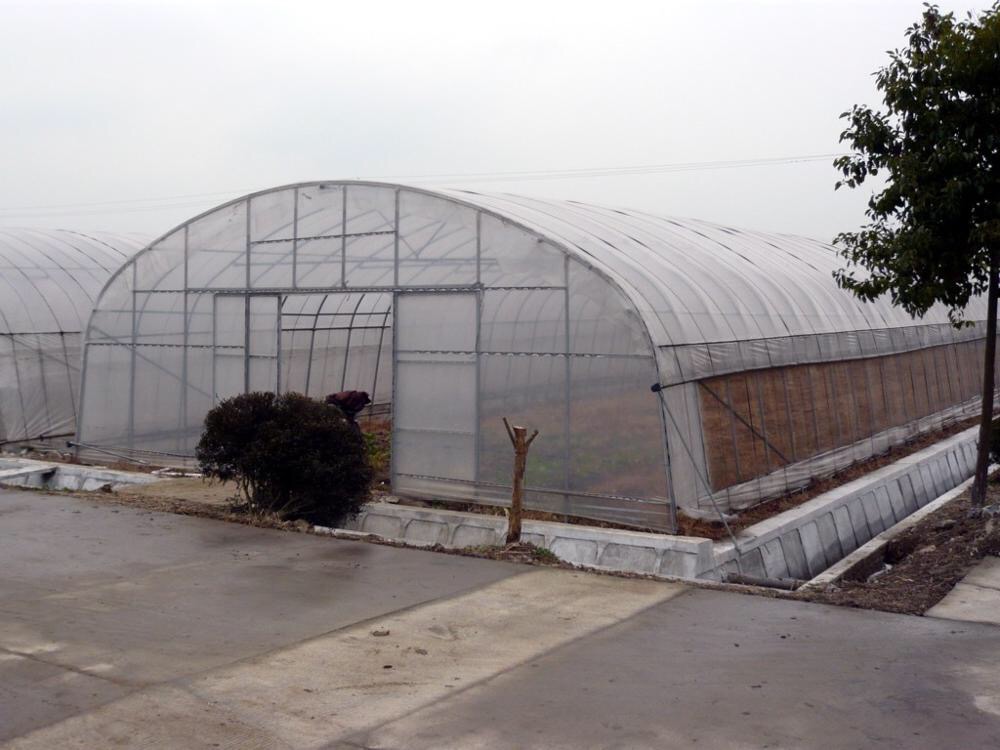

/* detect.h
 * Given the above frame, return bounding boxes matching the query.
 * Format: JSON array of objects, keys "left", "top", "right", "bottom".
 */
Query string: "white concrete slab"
[
  {"left": 927, "top": 579, "right": 1000, "bottom": 626},
  {"left": 963, "top": 556, "right": 1000, "bottom": 592}
]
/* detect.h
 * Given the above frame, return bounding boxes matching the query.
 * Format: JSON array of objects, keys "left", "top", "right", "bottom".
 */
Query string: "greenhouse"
[
  {"left": 75, "top": 181, "right": 992, "bottom": 531},
  {"left": 0, "top": 228, "right": 145, "bottom": 446}
]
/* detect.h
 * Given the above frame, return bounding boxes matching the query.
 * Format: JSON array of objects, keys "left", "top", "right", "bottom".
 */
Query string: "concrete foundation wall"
[
  {"left": 343, "top": 426, "right": 980, "bottom": 582},
  {"left": 710, "top": 426, "right": 979, "bottom": 581},
  {"left": 0, "top": 457, "right": 158, "bottom": 491},
  {"left": 341, "top": 504, "right": 715, "bottom": 579}
]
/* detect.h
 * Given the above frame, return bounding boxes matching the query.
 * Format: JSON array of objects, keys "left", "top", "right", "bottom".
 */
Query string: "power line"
[
  {"left": 0, "top": 153, "right": 846, "bottom": 219},
  {"left": 0, "top": 198, "right": 240, "bottom": 220},
  {"left": 383, "top": 153, "right": 846, "bottom": 183},
  {"left": 0, "top": 188, "right": 258, "bottom": 213}
]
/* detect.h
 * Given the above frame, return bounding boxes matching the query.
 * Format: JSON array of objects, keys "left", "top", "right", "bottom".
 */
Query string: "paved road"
[{"left": 2, "top": 488, "right": 999, "bottom": 749}]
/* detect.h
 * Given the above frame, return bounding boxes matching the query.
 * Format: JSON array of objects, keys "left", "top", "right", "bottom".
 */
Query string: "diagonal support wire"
[
  {"left": 653, "top": 383, "right": 744, "bottom": 572},
  {"left": 698, "top": 380, "right": 790, "bottom": 465}
]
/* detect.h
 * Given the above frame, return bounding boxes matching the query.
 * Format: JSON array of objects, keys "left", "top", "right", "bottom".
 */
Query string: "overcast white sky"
[{"left": 0, "top": 0, "right": 989, "bottom": 241}]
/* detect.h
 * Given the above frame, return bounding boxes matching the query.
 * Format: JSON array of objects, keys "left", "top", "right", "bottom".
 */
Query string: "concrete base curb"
[
  {"left": 0, "top": 457, "right": 158, "bottom": 492},
  {"left": 340, "top": 426, "right": 981, "bottom": 582},
  {"left": 340, "top": 504, "right": 715, "bottom": 578},
  {"left": 710, "top": 426, "right": 980, "bottom": 581},
  {"left": 800, "top": 470, "right": 988, "bottom": 590}
]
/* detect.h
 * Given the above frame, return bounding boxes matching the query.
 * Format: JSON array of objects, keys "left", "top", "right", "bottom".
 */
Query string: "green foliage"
[
  {"left": 834, "top": 3, "right": 1000, "bottom": 322},
  {"left": 196, "top": 391, "right": 372, "bottom": 527},
  {"left": 530, "top": 546, "right": 560, "bottom": 564},
  {"left": 363, "top": 428, "right": 390, "bottom": 480}
]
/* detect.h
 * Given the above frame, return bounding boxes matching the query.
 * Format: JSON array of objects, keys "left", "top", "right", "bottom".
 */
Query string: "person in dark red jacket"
[{"left": 325, "top": 390, "right": 371, "bottom": 425}]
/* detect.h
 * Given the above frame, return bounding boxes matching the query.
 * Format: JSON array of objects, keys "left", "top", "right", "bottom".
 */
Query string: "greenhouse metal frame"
[
  {"left": 75, "top": 182, "right": 992, "bottom": 531},
  {"left": 0, "top": 228, "right": 144, "bottom": 446}
]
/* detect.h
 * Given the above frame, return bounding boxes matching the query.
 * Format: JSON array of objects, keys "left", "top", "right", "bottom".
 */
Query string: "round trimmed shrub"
[{"left": 196, "top": 391, "right": 373, "bottom": 526}]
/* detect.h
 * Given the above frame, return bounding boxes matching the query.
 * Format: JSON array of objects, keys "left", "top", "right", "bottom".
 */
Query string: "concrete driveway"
[{"left": 2, "top": 488, "right": 999, "bottom": 749}]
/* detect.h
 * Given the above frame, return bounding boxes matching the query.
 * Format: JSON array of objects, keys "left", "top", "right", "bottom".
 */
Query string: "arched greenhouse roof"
[
  {"left": 444, "top": 189, "right": 988, "bottom": 383},
  {"left": 0, "top": 228, "right": 146, "bottom": 336},
  {"left": 87, "top": 181, "right": 986, "bottom": 388}
]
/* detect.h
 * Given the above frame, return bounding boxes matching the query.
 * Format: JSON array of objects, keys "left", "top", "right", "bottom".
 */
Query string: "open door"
[{"left": 392, "top": 292, "right": 478, "bottom": 494}]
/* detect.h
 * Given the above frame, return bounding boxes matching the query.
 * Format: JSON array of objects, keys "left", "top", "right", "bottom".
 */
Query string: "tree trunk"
[
  {"left": 507, "top": 426, "right": 527, "bottom": 544},
  {"left": 971, "top": 247, "right": 1000, "bottom": 507},
  {"left": 503, "top": 418, "right": 538, "bottom": 545}
]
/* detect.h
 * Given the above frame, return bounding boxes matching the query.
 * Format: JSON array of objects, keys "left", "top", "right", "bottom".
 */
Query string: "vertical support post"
[
  {"left": 562, "top": 255, "right": 572, "bottom": 506},
  {"left": 389, "top": 291, "right": 400, "bottom": 491},
  {"left": 243, "top": 295, "right": 251, "bottom": 394},
  {"left": 474, "top": 287, "right": 482, "bottom": 485},
  {"left": 127, "top": 260, "right": 137, "bottom": 449},
  {"left": 340, "top": 186, "right": 348, "bottom": 288},
  {"left": 59, "top": 332, "right": 75, "bottom": 429},
  {"left": 180, "top": 225, "right": 189, "bottom": 451},
  {"left": 292, "top": 188, "right": 299, "bottom": 289},
  {"left": 504, "top": 417, "right": 538, "bottom": 545},
  {"left": 211, "top": 293, "right": 218, "bottom": 405},
  {"left": 244, "top": 199, "right": 252, "bottom": 394},
  {"left": 474, "top": 212, "right": 482, "bottom": 484},
  {"left": 393, "top": 189, "right": 400, "bottom": 288},
  {"left": 275, "top": 295, "right": 283, "bottom": 394},
  {"left": 475, "top": 211, "right": 482, "bottom": 285},
  {"left": 654, "top": 382, "right": 679, "bottom": 534}
]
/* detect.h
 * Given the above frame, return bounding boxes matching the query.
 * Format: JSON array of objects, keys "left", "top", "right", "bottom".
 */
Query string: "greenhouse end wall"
[{"left": 77, "top": 182, "right": 673, "bottom": 530}]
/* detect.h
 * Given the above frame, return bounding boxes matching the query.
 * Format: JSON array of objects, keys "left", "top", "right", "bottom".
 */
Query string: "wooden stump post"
[{"left": 503, "top": 417, "right": 538, "bottom": 545}]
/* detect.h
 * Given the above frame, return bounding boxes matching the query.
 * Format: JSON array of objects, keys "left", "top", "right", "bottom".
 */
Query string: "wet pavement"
[
  {"left": 0, "top": 488, "right": 519, "bottom": 741},
  {"left": 3, "top": 488, "right": 1000, "bottom": 749}
]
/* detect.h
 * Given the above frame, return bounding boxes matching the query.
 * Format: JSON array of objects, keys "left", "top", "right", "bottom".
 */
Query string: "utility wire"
[
  {"left": 0, "top": 152, "right": 845, "bottom": 219},
  {"left": 386, "top": 153, "right": 845, "bottom": 183}
]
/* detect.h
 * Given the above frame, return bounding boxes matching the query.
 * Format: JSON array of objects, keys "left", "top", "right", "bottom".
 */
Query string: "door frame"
[{"left": 390, "top": 288, "right": 481, "bottom": 492}]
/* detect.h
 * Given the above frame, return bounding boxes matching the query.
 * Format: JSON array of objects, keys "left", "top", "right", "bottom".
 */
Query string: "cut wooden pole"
[{"left": 503, "top": 417, "right": 538, "bottom": 545}]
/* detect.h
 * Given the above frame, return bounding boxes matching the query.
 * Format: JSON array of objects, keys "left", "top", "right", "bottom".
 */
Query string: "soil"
[
  {"left": 797, "top": 483, "right": 1000, "bottom": 615},
  {"left": 116, "top": 477, "right": 236, "bottom": 507}
]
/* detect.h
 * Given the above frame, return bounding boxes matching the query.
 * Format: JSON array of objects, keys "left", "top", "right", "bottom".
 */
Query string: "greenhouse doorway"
[
  {"left": 392, "top": 291, "right": 479, "bottom": 495},
  {"left": 276, "top": 291, "right": 393, "bottom": 416}
]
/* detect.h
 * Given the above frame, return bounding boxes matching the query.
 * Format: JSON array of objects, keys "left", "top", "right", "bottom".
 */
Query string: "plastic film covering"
[
  {"left": 77, "top": 182, "right": 990, "bottom": 526},
  {"left": 0, "top": 228, "right": 145, "bottom": 444},
  {"left": 77, "top": 183, "right": 668, "bottom": 528}
]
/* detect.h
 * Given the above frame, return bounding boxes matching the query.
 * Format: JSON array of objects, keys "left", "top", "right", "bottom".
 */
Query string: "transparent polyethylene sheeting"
[
  {"left": 0, "top": 229, "right": 145, "bottom": 443},
  {"left": 76, "top": 182, "right": 988, "bottom": 527}
]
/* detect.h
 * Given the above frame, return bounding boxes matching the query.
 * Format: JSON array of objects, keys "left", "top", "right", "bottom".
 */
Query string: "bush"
[{"left": 196, "top": 391, "right": 373, "bottom": 527}]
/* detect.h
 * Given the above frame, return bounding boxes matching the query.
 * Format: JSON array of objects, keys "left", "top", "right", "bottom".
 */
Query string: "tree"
[
  {"left": 834, "top": 3, "right": 1000, "bottom": 507},
  {"left": 196, "top": 391, "right": 373, "bottom": 527}
]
